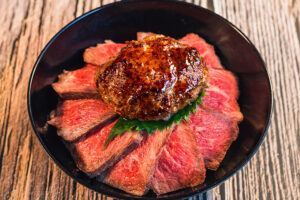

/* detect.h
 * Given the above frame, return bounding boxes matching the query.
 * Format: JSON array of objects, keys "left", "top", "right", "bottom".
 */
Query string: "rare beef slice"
[
  {"left": 48, "top": 99, "right": 117, "bottom": 141},
  {"left": 52, "top": 64, "right": 99, "bottom": 99},
  {"left": 67, "top": 121, "right": 143, "bottom": 177},
  {"left": 83, "top": 41, "right": 126, "bottom": 66},
  {"left": 100, "top": 128, "right": 174, "bottom": 196},
  {"left": 203, "top": 68, "right": 243, "bottom": 122},
  {"left": 188, "top": 106, "right": 239, "bottom": 170},
  {"left": 150, "top": 123, "right": 206, "bottom": 195}
]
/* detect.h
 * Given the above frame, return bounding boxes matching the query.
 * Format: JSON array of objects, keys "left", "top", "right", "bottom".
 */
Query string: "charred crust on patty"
[{"left": 95, "top": 34, "right": 209, "bottom": 121}]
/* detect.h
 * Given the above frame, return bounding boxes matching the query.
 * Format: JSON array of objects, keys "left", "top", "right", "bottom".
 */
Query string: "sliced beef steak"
[
  {"left": 67, "top": 121, "right": 143, "bottom": 177},
  {"left": 100, "top": 128, "right": 174, "bottom": 196},
  {"left": 83, "top": 41, "right": 126, "bottom": 66},
  {"left": 188, "top": 106, "right": 239, "bottom": 170},
  {"left": 180, "top": 33, "right": 223, "bottom": 69},
  {"left": 48, "top": 99, "right": 117, "bottom": 141},
  {"left": 150, "top": 123, "right": 206, "bottom": 195},
  {"left": 52, "top": 64, "right": 99, "bottom": 99},
  {"left": 203, "top": 68, "right": 243, "bottom": 122},
  {"left": 207, "top": 68, "right": 239, "bottom": 99}
]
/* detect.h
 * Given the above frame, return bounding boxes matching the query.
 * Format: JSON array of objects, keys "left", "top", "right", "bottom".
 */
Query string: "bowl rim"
[{"left": 27, "top": 0, "right": 273, "bottom": 199}]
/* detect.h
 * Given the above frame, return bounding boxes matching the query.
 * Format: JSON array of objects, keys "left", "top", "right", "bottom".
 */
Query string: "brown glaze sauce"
[{"left": 95, "top": 34, "right": 208, "bottom": 121}]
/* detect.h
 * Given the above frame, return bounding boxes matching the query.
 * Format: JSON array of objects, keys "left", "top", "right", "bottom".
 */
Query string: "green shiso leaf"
[
  {"left": 103, "top": 117, "right": 138, "bottom": 148},
  {"left": 103, "top": 89, "right": 206, "bottom": 149}
]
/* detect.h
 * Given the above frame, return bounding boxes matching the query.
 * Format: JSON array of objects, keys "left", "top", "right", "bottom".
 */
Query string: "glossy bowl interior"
[{"left": 28, "top": 0, "right": 272, "bottom": 199}]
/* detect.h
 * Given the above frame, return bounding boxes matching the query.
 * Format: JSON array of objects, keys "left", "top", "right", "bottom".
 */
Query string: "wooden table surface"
[{"left": 0, "top": 0, "right": 299, "bottom": 199}]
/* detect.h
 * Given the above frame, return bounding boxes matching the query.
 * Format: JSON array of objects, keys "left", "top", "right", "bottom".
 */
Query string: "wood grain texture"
[{"left": 0, "top": 0, "right": 299, "bottom": 199}]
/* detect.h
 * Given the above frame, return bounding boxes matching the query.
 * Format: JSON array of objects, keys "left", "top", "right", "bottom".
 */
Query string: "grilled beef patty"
[{"left": 95, "top": 34, "right": 208, "bottom": 121}]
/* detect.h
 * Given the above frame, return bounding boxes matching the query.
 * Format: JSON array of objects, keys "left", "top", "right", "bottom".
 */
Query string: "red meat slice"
[
  {"left": 203, "top": 68, "right": 243, "bottom": 122},
  {"left": 180, "top": 33, "right": 223, "bottom": 69},
  {"left": 150, "top": 123, "right": 206, "bottom": 195},
  {"left": 67, "top": 121, "right": 143, "bottom": 177},
  {"left": 188, "top": 106, "right": 239, "bottom": 170},
  {"left": 100, "top": 128, "right": 174, "bottom": 196},
  {"left": 52, "top": 64, "right": 99, "bottom": 99},
  {"left": 48, "top": 99, "right": 117, "bottom": 141},
  {"left": 83, "top": 41, "right": 126, "bottom": 66}
]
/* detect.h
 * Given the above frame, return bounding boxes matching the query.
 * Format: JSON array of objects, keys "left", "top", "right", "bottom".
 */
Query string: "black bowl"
[{"left": 27, "top": 0, "right": 272, "bottom": 199}]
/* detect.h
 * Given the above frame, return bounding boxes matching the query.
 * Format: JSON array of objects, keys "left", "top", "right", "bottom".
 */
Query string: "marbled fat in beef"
[
  {"left": 202, "top": 68, "right": 243, "bottom": 122},
  {"left": 52, "top": 64, "right": 99, "bottom": 99},
  {"left": 67, "top": 121, "right": 143, "bottom": 177},
  {"left": 150, "top": 123, "right": 206, "bottom": 195},
  {"left": 83, "top": 41, "right": 126, "bottom": 66},
  {"left": 48, "top": 99, "right": 116, "bottom": 141},
  {"left": 101, "top": 128, "right": 174, "bottom": 196},
  {"left": 188, "top": 106, "right": 239, "bottom": 170}
]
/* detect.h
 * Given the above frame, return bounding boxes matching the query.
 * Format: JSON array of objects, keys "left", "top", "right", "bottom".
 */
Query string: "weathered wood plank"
[{"left": 0, "top": 0, "right": 299, "bottom": 199}]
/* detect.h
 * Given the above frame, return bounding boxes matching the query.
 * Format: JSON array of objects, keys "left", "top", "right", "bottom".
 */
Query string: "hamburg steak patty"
[{"left": 95, "top": 34, "right": 208, "bottom": 121}]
